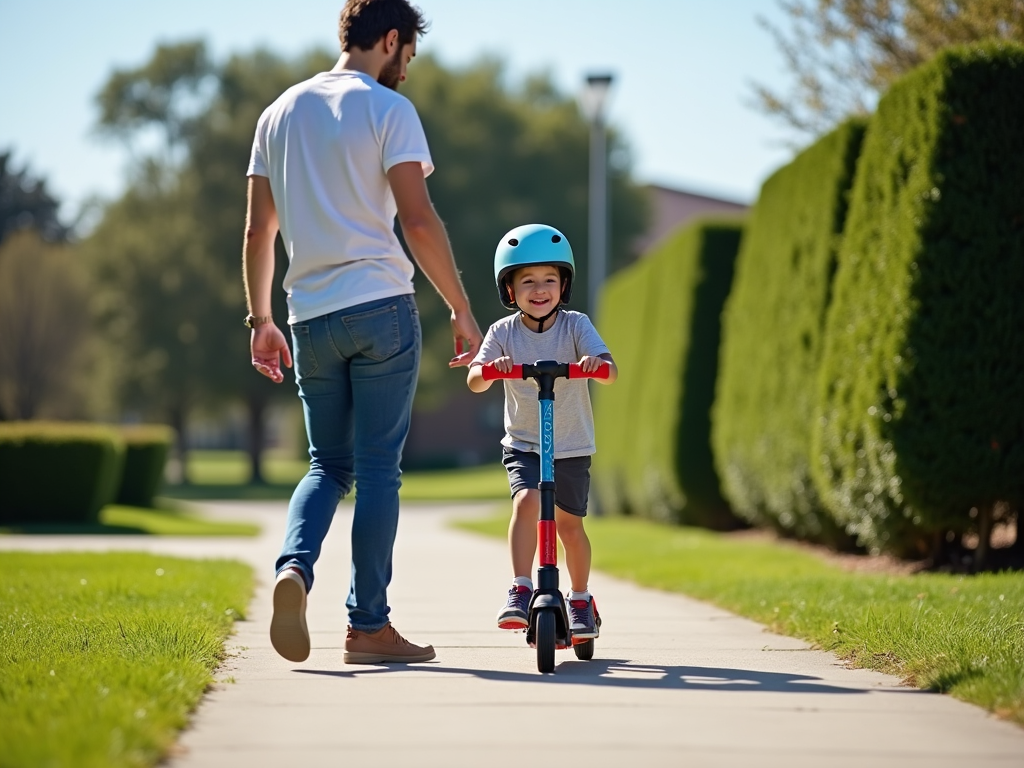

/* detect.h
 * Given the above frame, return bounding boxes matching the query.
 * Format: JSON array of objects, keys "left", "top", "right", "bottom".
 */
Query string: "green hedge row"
[
  {"left": 0, "top": 422, "right": 174, "bottom": 525},
  {"left": 597, "top": 44, "right": 1022, "bottom": 559},
  {"left": 812, "top": 43, "right": 1024, "bottom": 556},
  {"left": 594, "top": 218, "right": 743, "bottom": 528},
  {"left": 117, "top": 425, "right": 175, "bottom": 507},
  {"left": 590, "top": 255, "right": 655, "bottom": 516},
  {"left": 712, "top": 118, "right": 866, "bottom": 546}
]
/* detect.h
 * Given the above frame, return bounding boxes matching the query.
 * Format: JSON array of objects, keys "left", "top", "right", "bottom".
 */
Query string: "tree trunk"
[
  {"left": 247, "top": 392, "right": 267, "bottom": 485},
  {"left": 928, "top": 529, "right": 947, "bottom": 569},
  {"left": 1007, "top": 508, "right": 1023, "bottom": 559},
  {"left": 170, "top": 401, "right": 190, "bottom": 485},
  {"left": 975, "top": 501, "right": 995, "bottom": 572}
]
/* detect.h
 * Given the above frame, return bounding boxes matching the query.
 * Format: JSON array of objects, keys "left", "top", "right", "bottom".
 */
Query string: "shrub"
[
  {"left": 0, "top": 422, "right": 125, "bottom": 524},
  {"left": 812, "top": 43, "right": 1024, "bottom": 556},
  {"left": 591, "top": 256, "right": 657, "bottom": 515},
  {"left": 596, "top": 219, "right": 743, "bottom": 528},
  {"left": 712, "top": 119, "right": 866, "bottom": 546},
  {"left": 116, "top": 425, "right": 175, "bottom": 508}
]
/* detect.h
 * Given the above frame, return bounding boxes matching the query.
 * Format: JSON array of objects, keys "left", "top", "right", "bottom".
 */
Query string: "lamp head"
[{"left": 580, "top": 73, "right": 614, "bottom": 122}]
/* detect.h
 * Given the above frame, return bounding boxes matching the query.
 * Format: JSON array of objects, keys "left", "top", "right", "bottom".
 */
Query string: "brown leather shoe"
[{"left": 343, "top": 623, "right": 436, "bottom": 664}]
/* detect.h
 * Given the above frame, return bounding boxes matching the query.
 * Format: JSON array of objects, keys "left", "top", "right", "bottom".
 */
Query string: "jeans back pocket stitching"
[{"left": 343, "top": 304, "right": 401, "bottom": 362}]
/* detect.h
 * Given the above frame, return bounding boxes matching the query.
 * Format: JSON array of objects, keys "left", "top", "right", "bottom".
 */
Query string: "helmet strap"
[{"left": 521, "top": 305, "right": 560, "bottom": 333}]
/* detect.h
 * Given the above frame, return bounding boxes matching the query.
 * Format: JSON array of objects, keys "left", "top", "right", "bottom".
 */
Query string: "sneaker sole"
[
  {"left": 270, "top": 574, "right": 310, "bottom": 662},
  {"left": 497, "top": 617, "right": 529, "bottom": 630},
  {"left": 343, "top": 648, "right": 436, "bottom": 664}
]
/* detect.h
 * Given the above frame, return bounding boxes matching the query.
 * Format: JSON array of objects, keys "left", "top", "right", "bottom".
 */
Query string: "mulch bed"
[{"left": 724, "top": 518, "right": 1020, "bottom": 576}]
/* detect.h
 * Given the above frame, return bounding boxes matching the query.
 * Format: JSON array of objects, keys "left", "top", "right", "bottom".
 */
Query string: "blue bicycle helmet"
[{"left": 494, "top": 224, "right": 575, "bottom": 326}]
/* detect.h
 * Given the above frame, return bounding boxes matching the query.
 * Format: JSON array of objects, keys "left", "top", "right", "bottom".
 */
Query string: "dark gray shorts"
[{"left": 502, "top": 447, "right": 592, "bottom": 517}]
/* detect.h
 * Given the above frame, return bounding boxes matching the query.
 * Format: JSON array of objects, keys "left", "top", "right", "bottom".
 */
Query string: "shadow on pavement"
[{"left": 296, "top": 659, "right": 922, "bottom": 694}]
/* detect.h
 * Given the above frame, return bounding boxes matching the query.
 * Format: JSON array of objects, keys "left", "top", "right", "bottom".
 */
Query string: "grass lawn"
[
  {"left": 164, "top": 450, "right": 508, "bottom": 502},
  {"left": 399, "top": 463, "right": 509, "bottom": 501},
  {"left": 456, "top": 513, "right": 1024, "bottom": 725},
  {"left": 0, "top": 552, "right": 253, "bottom": 768},
  {"left": 0, "top": 503, "right": 259, "bottom": 537}
]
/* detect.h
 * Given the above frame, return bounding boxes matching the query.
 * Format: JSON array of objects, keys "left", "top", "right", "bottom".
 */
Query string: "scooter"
[{"left": 482, "top": 359, "right": 611, "bottom": 673}]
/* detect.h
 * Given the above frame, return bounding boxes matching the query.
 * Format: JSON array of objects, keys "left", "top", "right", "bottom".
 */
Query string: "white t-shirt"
[
  {"left": 472, "top": 311, "right": 611, "bottom": 459},
  {"left": 247, "top": 69, "right": 434, "bottom": 324}
]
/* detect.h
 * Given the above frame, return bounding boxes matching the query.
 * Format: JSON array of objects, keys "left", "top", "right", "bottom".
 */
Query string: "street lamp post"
[{"left": 580, "top": 73, "right": 613, "bottom": 318}]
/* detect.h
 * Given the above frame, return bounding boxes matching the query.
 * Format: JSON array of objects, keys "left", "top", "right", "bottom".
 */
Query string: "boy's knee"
[
  {"left": 555, "top": 509, "right": 586, "bottom": 537},
  {"left": 512, "top": 489, "right": 539, "bottom": 514}
]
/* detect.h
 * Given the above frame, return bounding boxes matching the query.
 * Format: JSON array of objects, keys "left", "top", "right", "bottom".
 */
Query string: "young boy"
[{"left": 467, "top": 223, "right": 618, "bottom": 640}]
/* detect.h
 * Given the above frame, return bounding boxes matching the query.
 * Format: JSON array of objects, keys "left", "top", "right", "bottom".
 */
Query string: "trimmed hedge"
[
  {"left": 712, "top": 119, "right": 866, "bottom": 546},
  {"left": 0, "top": 422, "right": 125, "bottom": 524},
  {"left": 812, "top": 43, "right": 1024, "bottom": 556},
  {"left": 594, "top": 218, "right": 743, "bottom": 528},
  {"left": 590, "top": 256, "right": 656, "bottom": 515},
  {"left": 116, "top": 425, "right": 174, "bottom": 508}
]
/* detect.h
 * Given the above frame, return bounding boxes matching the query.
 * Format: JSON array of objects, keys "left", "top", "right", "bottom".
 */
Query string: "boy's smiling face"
[{"left": 509, "top": 265, "right": 564, "bottom": 316}]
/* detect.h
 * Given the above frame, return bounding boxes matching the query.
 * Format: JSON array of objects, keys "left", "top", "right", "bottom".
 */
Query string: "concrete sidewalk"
[{"left": 2, "top": 500, "right": 1021, "bottom": 767}]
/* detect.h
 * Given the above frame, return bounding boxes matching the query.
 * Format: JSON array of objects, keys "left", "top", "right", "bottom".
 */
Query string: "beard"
[{"left": 377, "top": 47, "right": 402, "bottom": 90}]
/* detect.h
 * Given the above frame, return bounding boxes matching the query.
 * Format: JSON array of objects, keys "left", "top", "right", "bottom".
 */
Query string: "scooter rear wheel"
[
  {"left": 573, "top": 638, "right": 594, "bottom": 660},
  {"left": 535, "top": 609, "right": 556, "bottom": 673}
]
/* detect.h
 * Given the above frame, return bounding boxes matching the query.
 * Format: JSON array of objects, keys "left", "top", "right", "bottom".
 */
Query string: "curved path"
[{"left": 2, "top": 501, "right": 1021, "bottom": 767}]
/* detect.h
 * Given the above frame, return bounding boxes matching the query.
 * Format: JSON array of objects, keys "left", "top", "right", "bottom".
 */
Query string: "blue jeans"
[{"left": 276, "top": 294, "right": 420, "bottom": 632}]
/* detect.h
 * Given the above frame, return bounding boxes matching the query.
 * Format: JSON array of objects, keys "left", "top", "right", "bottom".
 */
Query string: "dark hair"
[{"left": 339, "top": 0, "right": 428, "bottom": 52}]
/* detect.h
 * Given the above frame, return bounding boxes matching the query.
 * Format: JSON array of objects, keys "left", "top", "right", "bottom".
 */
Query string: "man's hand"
[
  {"left": 251, "top": 325, "right": 293, "bottom": 383},
  {"left": 577, "top": 355, "right": 603, "bottom": 373},
  {"left": 449, "top": 308, "right": 483, "bottom": 368}
]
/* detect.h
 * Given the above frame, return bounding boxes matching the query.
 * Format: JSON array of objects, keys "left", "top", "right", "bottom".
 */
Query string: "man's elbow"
[
  {"left": 399, "top": 214, "right": 434, "bottom": 244},
  {"left": 245, "top": 224, "right": 276, "bottom": 248}
]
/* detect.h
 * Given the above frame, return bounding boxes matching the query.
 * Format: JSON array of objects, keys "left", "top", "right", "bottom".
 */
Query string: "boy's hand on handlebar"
[
  {"left": 577, "top": 355, "right": 603, "bottom": 373},
  {"left": 491, "top": 355, "right": 514, "bottom": 373}
]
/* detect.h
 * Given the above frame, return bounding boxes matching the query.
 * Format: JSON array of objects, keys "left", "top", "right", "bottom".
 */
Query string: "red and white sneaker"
[
  {"left": 497, "top": 585, "right": 532, "bottom": 630},
  {"left": 568, "top": 595, "right": 601, "bottom": 640}
]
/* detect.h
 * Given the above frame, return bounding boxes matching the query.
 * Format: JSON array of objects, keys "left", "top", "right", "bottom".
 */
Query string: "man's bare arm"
[
  {"left": 243, "top": 175, "right": 292, "bottom": 382},
  {"left": 388, "top": 162, "right": 483, "bottom": 367},
  {"left": 243, "top": 176, "right": 278, "bottom": 315}
]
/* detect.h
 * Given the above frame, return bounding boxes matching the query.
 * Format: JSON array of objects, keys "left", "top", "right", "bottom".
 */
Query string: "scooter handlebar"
[
  {"left": 480, "top": 363, "right": 524, "bottom": 381},
  {"left": 480, "top": 361, "right": 610, "bottom": 381},
  {"left": 568, "top": 362, "right": 611, "bottom": 380}
]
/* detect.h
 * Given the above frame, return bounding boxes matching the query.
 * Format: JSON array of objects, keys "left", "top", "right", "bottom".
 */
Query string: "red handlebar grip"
[
  {"left": 481, "top": 362, "right": 524, "bottom": 381},
  {"left": 568, "top": 362, "right": 611, "bottom": 380}
]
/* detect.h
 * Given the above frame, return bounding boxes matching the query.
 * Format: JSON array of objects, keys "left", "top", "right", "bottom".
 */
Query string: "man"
[{"left": 242, "top": 0, "right": 482, "bottom": 665}]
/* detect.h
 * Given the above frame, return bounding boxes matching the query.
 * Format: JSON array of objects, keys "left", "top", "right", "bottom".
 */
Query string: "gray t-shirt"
[{"left": 473, "top": 310, "right": 610, "bottom": 459}]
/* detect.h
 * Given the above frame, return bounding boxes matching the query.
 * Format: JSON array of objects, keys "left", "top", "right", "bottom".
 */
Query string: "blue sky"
[{"left": 1, "top": 0, "right": 796, "bottom": 221}]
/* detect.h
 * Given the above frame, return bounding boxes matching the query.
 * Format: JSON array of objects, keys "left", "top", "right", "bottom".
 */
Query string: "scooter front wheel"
[
  {"left": 535, "top": 609, "right": 556, "bottom": 673},
  {"left": 573, "top": 638, "right": 594, "bottom": 660}
]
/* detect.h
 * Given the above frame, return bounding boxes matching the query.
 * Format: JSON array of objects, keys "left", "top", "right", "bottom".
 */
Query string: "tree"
[
  {"left": 753, "top": 0, "right": 1024, "bottom": 137},
  {"left": 0, "top": 231, "right": 89, "bottom": 420},
  {"left": 95, "top": 40, "right": 213, "bottom": 161},
  {"left": 82, "top": 165, "right": 223, "bottom": 477},
  {"left": 0, "top": 150, "right": 67, "bottom": 245},
  {"left": 87, "top": 42, "right": 224, "bottom": 478}
]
